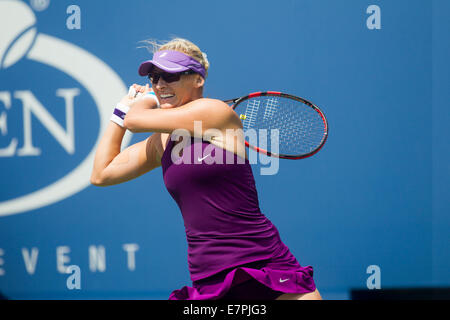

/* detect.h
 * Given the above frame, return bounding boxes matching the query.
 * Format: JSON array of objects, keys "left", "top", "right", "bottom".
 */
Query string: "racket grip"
[{"left": 128, "top": 86, "right": 137, "bottom": 98}]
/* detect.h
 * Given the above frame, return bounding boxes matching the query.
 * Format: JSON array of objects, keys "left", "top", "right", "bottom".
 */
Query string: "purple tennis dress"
[{"left": 161, "top": 135, "right": 316, "bottom": 300}]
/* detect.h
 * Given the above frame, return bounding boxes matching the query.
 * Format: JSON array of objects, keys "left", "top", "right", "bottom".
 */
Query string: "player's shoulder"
[
  {"left": 199, "top": 98, "right": 243, "bottom": 126},
  {"left": 188, "top": 98, "right": 241, "bottom": 128},
  {"left": 190, "top": 98, "right": 235, "bottom": 116},
  {"left": 190, "top": 98, "right": 229, "bottom": 109}
]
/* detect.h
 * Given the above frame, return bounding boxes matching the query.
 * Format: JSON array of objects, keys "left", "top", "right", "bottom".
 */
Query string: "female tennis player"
[{"left": 90, "top": 38, "right": 321, "bottom": 300}]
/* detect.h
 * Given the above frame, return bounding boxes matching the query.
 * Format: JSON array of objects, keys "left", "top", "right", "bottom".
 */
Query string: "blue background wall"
[{"left": 0, "top": 0, "right": 448, "bottom": 299}]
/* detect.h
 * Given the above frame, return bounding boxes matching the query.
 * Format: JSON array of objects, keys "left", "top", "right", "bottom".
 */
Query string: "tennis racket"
[{"left": 224, "top": 91, "right": 328, "bottom": 160}]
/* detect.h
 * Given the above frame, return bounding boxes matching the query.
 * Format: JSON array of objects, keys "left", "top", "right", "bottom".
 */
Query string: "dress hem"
[{"left": 169, "top": 264, "right": 316, "bottom": 300}]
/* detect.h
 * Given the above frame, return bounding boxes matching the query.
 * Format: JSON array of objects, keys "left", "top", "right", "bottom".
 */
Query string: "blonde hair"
[{"left": 140, "top": 37, "right": 210, "bottom": 78}]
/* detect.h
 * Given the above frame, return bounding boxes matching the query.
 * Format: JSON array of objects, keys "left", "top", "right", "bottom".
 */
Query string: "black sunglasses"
[{"left": 148, "top": 70, "right": 196, "bottom": 84}]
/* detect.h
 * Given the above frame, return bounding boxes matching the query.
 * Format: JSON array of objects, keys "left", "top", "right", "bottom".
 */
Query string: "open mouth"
[{"left": 159, "top": 93, "right": 175, "bottom": 100}]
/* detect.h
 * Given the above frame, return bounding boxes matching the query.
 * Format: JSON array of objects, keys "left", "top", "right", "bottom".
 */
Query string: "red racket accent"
[{"left": 248, "top": 92, "right": 262, "bottom": 98}]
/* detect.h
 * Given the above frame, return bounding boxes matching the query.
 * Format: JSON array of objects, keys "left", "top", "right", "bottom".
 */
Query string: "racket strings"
[
  {"left": 236, "top": 96, "right": 326, "bottom": 156},
  {"left": 242, "top": 99, "right": 260, "bottom": 130}
]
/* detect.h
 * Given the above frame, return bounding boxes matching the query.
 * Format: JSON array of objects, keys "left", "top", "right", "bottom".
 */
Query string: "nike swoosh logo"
[
  {"left": 197, "top": 154, "right": 211, "bottom": 162},
  {"left": 279, "top": 278, "right": 290, "bottom": 283}
]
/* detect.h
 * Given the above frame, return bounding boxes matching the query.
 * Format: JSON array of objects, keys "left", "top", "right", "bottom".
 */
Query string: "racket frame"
[{"left": 224, "top": 91, "right": 328, "bottom": 160}]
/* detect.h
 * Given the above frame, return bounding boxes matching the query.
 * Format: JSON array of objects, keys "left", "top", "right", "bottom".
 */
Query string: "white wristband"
[
  {"left": 110, "top": 91, "right": 160, "bottom": 127},
  {"left": 110, "top": 103, "right": 130, "bottom": 127}
]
